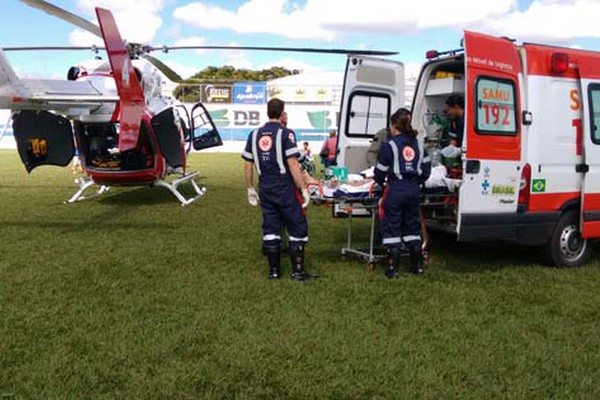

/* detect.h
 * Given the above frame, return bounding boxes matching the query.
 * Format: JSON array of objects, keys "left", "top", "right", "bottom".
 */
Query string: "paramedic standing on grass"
[
  {"left": 243, "top": 98, "right": 314, "bottom": 281},
  {"left": 374, "top": 109, "right": 431, "bottom": 278}
]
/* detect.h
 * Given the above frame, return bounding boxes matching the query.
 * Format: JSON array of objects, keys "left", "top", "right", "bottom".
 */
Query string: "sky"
[{"left": 2, "top": 0, "right": 600, "bottom": 81}]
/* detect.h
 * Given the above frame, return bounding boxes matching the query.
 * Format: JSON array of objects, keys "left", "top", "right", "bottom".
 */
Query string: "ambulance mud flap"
[
  {"left": 190, "top": 103, "right": 222, "bottom": 151},
  {"left": 12, "top": 110, "right": 75, "bottom": 172}
]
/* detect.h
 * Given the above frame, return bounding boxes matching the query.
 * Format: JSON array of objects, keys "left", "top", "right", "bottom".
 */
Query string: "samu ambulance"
[{"left": 336, "top": 31, "right": 600, "bottom": 267}]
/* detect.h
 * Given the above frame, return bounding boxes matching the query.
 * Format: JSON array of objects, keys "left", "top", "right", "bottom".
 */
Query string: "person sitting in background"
[{"left": 299, "top": 141, "right": 315, "bottom": 176}]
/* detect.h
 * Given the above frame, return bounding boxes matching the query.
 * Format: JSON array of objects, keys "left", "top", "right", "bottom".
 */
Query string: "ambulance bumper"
[{"left": 459, "top": 211, "right": 559, "bottom": 245}]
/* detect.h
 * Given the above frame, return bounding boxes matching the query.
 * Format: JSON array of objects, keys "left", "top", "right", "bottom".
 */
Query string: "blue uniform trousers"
[
  {"left": 259, "top": 176, "right": 308, "bottom": 246},
  {"left": 379, "top": 181, "right": 421, "bottom": 251}
]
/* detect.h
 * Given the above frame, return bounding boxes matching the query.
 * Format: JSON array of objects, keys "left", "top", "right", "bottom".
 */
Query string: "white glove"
[
  {"left": 247, "top": 187, "right": 259, "bottom": 206},
  {"left": 301, "top": 188, "right": 310, "bottom": 208}
]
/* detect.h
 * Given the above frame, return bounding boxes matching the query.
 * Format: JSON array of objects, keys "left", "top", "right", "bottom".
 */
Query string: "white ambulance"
[{"left": 336, "top": 31, "right": 600, "bottom": 267}]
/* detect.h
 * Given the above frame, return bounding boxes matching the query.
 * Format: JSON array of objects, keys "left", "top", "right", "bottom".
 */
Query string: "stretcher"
[{"left": 308, "top": 181, "right": 430, "bottom": 271}]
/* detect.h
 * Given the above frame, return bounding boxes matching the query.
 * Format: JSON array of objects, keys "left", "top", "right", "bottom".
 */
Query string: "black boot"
[
  {"left": 385, "top": 246, "right": 401, "bottom": 278},
  {"left": 289, "top": 242, "right": 315, "bottom": 281},
  {"left": 409, "top": 246, "right": 424, "bottom": 275},
  {"left": 263, "top": 242, "right": 282, "bottom": 280}
]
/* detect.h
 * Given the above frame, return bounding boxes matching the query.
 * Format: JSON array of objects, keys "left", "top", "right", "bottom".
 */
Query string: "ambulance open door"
[
  {"left": 458, "top": 32, "right": 523, "bottom": 241},
  {"left": 578, "top": 64, "right": 600, "bottom": 238},
  {"left": 336, "top": 56, "right": 404, "bottom": 216},
  {"left": 338, "top": 56, "right": 405, "bottom": 172}
]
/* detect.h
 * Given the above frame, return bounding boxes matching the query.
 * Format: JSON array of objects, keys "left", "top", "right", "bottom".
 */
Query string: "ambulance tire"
[{"left": 542, "top": 210, "right": 590, "bottom": 268}]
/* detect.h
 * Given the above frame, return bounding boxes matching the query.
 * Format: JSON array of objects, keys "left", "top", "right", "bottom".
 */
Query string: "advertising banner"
[
  {"left": 200, "top": 84, "right": 233, "bottom": 103},
  {"left": 233, "top": 82, "right": 267, "bottom": 104}
]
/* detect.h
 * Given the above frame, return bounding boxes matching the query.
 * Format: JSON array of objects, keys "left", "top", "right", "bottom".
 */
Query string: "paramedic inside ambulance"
[{"left": 443, "top": 94, "right": 465, "bottom": 148}]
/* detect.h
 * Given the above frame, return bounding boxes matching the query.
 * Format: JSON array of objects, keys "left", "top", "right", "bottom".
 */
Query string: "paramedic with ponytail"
[
  {"left": 242, "top": 98, "right": 314, "bottom": 281},
  {"left": 374, "top": 108, "right": 431, "bottom": 278}
]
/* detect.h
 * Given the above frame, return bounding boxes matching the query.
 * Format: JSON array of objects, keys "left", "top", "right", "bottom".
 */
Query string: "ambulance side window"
[
  {"left": 588, "top": 84, "right": 600, "bottom": 144},
  {"left": 474, "top": 76, "right": 518, "bottom": 136},
  {"left": 346, "top": 91, "right": 390, "bottom": 138}
]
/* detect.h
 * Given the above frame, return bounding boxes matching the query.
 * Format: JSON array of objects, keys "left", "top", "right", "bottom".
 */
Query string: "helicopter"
[{"left": 0, "top": 0, "right": 397, "bottom": 205}]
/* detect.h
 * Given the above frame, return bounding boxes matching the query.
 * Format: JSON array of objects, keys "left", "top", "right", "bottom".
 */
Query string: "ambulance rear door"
[
  {"left": 337, "top": 56, "right": 405, "bottom": 173},
  {"left": 458, "top": 31, "right": 523, "bottom": 241},
  {"left": 578, "top": 59, "right": 600, "bottom": 238},
  {"left": 336, "top": 56, "right": 404, "bottom": 216}
]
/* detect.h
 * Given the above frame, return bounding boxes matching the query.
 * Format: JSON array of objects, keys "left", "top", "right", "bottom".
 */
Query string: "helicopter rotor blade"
[
  {"left": 148, "top": 45, "right": 397, "bottom": 56},
  {"left": 20, "top": 0, "right": 102, "bottom": 37},
  {"left": 3, "top": 45, "right": 105, "bottom": 53},
  {"left": 141, "top": 54, "right": 183, "bottom": 83}
]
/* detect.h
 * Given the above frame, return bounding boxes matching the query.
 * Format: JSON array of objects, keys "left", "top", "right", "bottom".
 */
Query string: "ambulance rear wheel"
[{"left": 542, "top": 210, "right": 590, "bottom": 267}]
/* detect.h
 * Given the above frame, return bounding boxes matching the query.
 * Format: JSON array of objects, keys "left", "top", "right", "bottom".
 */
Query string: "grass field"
[{"left": 1, "top": 149, "right": 599, "bottom": 399}]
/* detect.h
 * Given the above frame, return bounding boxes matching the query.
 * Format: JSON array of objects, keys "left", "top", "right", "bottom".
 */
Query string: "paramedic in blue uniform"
[
  {"left": 242, "top": 98, "right": 314, "bottom": 280},
  {"left": 374, "top": 108, "right": 431, "bottom": 278}
]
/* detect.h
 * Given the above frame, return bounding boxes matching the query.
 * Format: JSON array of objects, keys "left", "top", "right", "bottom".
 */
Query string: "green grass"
[{"left": 1, "top": 149, "right": 599, "bottom": 399}]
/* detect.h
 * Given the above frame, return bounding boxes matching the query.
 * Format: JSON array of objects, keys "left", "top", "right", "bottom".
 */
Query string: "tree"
[{"left": 173, "top": 65, "right": 294, "bottom": 102}]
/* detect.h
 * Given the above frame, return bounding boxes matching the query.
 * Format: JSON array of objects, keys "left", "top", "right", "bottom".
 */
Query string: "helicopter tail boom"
[{"left": 0, "top": 47, "right": 118, "bottom": 113}]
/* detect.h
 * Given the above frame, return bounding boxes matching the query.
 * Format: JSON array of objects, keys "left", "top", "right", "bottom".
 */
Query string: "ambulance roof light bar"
[
  {"left": 426, "top": 48, "right": 464, "bottom": 60},
  {"left": 551, "top": 52, "right": 569, "bottom": 74}
]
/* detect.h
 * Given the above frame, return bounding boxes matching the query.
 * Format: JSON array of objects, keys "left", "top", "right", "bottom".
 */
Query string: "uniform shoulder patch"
[{"left": 288, "top": 131, "right": 296, "bottom": 143}]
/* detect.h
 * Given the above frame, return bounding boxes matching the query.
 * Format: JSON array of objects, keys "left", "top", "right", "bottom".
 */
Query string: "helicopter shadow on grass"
[{"left": 92, "top": 185, "right": 194, "bottom": 206}]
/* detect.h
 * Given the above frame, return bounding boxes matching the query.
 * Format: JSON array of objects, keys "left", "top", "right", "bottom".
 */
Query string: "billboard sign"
[
  {"left": 201, "top": 84, "right": 233, "bottom": 103},
  {"left": 233, "top": 82, "right": 267, "bottom": 104}
]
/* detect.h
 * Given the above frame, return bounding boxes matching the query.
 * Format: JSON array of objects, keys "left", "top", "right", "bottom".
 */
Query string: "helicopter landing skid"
[
  {"left": 65, "top": 176, "right": 110, "bottom": 204},
  {"left": 153, "top": 171, "right": 207, "bottom": 206}
]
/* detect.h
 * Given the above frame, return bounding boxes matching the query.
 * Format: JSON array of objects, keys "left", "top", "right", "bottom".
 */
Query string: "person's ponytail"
[{"left": 390, "top": 108, "right": 417, "bottom": 137}]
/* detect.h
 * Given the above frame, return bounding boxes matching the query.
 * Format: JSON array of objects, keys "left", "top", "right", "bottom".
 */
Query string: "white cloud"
[
  {"left": 482, "top": 0, "right": 600, "bottom": 42},
  {"left": 173, "top": 36, "right": 208, "bottom": 55},
  {"left": 173, "top": 0, "right": 516, "bottom": 40},
  {"left": 172, "top": 0, "right": 333, "bottom": 40},
  {"left": 173, "top": 0, "right": 600, "bottom": 45},
  {"left": 69, "top": 0, "right": 165, "bottom": 44},
  {"left": 162, "top": 60, "right": 200, "bottom": 79},
  {"left": 258, "top": 58, "right": 324, "bottom": 74}
]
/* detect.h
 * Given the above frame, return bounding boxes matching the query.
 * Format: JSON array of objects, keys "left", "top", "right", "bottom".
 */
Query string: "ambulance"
[{"left": 336, "top": 31, "right": 600, "bottom": 267}]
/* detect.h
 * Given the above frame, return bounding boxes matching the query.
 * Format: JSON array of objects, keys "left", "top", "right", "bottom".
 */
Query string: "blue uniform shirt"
[
  {"left": 374, "top": 134, "right": 431, "bottom": 187},
  {"left": 241, "top": 122, "right": 300, "bottom": 181}
]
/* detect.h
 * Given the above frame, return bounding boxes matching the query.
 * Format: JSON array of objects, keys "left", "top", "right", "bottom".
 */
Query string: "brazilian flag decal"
[{"left": 532, "top": 179, "right": 546, "bottom": 193}]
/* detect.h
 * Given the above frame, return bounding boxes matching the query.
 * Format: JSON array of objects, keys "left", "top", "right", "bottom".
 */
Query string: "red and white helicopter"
[{"left": 0, "top": 0, "right": 396, "bottom": 205}]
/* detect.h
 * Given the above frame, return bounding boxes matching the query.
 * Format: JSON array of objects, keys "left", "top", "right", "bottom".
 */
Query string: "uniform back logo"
[
  {"left": 259, "top": 136, "right": 273, "bottom": 152},
  {"left": 402, "top": 145, "right": 416, "bottom": 162}
]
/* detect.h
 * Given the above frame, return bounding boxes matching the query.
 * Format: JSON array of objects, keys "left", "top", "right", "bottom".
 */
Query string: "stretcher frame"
[
  {"left": 309, "top": 182, "right": 385, "bottom": 270},
  {"left": 309, "top": 181, "right": 430, "bottom": 271}
]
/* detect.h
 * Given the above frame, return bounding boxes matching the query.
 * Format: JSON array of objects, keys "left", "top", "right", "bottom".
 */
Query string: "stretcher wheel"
[{"left": 367, "top": 262, "right": 375, "bottom": 272}]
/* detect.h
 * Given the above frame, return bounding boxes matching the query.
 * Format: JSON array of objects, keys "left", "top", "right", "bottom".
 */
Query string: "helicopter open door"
[
  {"left": 151, "top": 107, "right": 185, "bottom": 168},
  {"left": 190, "top": 103, "right": 222, "bottom": 151},
  {"left": 12, "top": 110, "right": 75, "bottom": 172}
]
